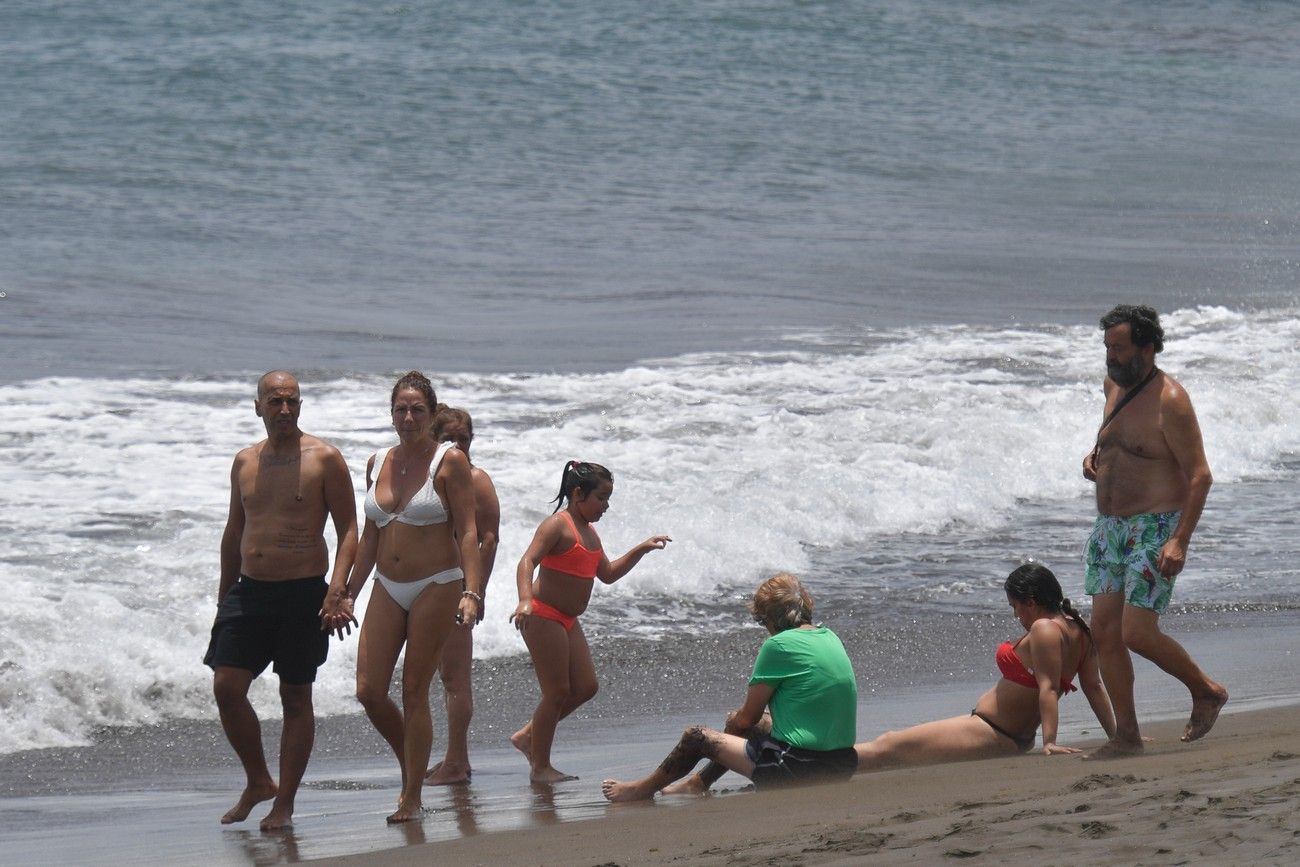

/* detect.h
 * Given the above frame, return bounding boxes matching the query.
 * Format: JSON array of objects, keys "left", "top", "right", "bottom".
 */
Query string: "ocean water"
[{"left": 2, "top": 1, "right": 1300, "bottom": 757}]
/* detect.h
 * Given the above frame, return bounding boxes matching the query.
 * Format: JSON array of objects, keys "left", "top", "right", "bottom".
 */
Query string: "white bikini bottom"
[{"left": 376, "top": 567, "right": 463, "bottom": 611}]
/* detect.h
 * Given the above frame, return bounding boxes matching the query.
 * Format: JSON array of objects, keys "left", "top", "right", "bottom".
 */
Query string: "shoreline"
[{"left": 0, "top": 610, "right": 1296, "bottom": 864}]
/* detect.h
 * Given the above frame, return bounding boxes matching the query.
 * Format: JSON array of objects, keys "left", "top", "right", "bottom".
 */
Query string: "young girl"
[{"left": 510, "top": 461, "right": 670, "bottom": 783}]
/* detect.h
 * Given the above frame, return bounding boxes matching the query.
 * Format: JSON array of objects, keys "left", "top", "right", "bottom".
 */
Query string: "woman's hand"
[
  {"left": 1042, "top": 742, "right": 1082, "bottom": 756},
  {"left": 319, "top": 593, "right": 358, "bottom": 640},
  {"left": 456, "top": 594, "right": 480, "bottom": 628}
]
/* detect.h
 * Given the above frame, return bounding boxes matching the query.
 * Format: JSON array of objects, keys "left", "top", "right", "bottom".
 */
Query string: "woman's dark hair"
[
  {"left": 390, "top": 370, "right": 437, "bottom": 410},
  {"left": 433, "top": 404, "right": 473, "bottom": 440},
  {"left": 1004, "top": 563, "right": 1091, "bottom": 639},
  {"left": 550, "top": 461, "right": 613, "bottom": 512},
  {"left": 1099, "top": 304, "right": 1164, "bottom": 353}
]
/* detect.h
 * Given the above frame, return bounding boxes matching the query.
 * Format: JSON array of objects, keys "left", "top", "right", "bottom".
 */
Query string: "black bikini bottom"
[{"left": 971, "top": 709, "right": 1035, "bottom": 752}]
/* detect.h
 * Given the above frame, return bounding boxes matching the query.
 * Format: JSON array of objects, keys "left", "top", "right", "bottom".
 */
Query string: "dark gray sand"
[{"left": 0, "top": 609, "right": 1295, "bottom": 865}]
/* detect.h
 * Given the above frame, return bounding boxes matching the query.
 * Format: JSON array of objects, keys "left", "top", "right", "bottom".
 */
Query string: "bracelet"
[{"left": 461, "top": 590, "right": 483, "bottom": 603}]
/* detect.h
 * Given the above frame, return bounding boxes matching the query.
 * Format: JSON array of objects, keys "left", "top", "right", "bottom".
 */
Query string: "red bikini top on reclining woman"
[{"left": 996, "top": 619, "right": 1085, "bottom": 694}]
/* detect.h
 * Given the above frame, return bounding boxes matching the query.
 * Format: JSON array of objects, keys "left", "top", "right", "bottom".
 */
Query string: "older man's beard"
[{"left": 1107, "top": 356, "right": 1146, "bottom": 387}]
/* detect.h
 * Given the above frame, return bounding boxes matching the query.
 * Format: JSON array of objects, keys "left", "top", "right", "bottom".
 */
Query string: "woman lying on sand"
[
  {"left": 602, "top": 573, "right": 858, "bottom": 801},
  {"left": 854, "top": 563, "right": 1116, "bottom": 771}
]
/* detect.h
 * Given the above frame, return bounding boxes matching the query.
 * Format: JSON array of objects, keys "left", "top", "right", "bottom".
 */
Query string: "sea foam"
[{"left": 1, "top": 306, "right": 1297, "bottom": 752}]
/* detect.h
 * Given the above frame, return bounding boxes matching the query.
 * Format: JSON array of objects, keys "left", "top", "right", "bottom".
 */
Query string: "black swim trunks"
[
  {"left": 203, "top": 575, "right": 329, "bottom": 685},
  {"left": 745, "top": 734, "right": 858, "bottom": 790}
]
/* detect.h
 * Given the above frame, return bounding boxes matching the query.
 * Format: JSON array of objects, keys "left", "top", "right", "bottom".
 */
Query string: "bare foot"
[
  {"left": 221, "top": 781, "right": 277, "bottom": 824},
  {"left": 530, "top": 766, "right": 578, "bottom": 784},
  {"left": 602, "top": 778, "right": 654, "bottom": 802},
  {"left": 259, "top": 803, "right": 293, "bottom": 832},
  {"left": 510, "top": 729, "right": 532, "bottom": 762},
  {"left": 386, "top": 799, "right": 426, "bottom": 824},
  {"left": 1083, "top": 739, "right": 1144, "bottom": 760},
  {"left": 425, "top": 760, "right": 472, "bottom": 786},
  {"left": 1182, "top": 686, "right": 1228, "bottom": 742},
  {"left": 659, "top": 774, "right": 708, "bottom": 796}
]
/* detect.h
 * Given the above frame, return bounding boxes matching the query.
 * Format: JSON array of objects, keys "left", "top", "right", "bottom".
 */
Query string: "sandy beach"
[
  {"left": 316, "top": 706, "right": 1300, "bottom": 866},
  {"left": 1, "top": 611, "right": 1296, "bottom": 866}
]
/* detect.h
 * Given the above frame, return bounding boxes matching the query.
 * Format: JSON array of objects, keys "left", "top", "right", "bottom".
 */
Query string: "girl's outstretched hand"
[
  {"left": 1042, "top": 742, "right": 1082, "bottom": 756},
  {"left": 640, "top": 535, "right": 672, "bottom": 552}
]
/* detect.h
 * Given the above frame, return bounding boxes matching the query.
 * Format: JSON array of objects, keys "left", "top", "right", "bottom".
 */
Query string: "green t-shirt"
[{"left": 748, "top": 625, "right": 858, "bottom": 751}]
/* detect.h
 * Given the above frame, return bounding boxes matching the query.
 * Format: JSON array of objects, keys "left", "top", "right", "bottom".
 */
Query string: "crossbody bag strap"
[{"left": 1091, "top": 366, "right": 1160, "bottom": 462}]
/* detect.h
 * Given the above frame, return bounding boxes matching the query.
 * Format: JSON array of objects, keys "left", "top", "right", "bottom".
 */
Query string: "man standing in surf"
[
  {"left": 1081, "top": 305, "right": 1228, "bottom": 757},
  {"left": 204, "top": 371, "right": 358, "bottom": 830}
]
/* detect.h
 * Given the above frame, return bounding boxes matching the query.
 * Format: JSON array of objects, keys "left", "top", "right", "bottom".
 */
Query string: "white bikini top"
[{"left": 363, "top": 441, "right": 456, "bottom": 528}]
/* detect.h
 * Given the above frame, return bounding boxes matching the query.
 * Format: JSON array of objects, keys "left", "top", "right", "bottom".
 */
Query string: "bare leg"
[
  {"left": 854, "top": 714, "right": 1023, "bottom": 773},
  {"left": 259, "top": 682, "right": 314, "bottom": 831},
  {"left": 516, "top": 619, "right": 599, "bottom": 783},
  {"left": 603, "top": 727, "right": 752, "bottom": 802},
  {"left": 661, "top": 713, "right": 772, "bottom": 795},
  {"left": 1088, "top": 591, "right": 1144, "bottom": 756},
  {"left": 213, "top": 667, "right": 277, "bottom": 824},
  {"left": 1121, "top": 605, "right": 1228, "bottom": 742},
  {"left": 427, "top": 625, "right": 473, "bottom": 785},
  {"left": 388, "top": 581, "right": 460, "bottom": 823},
  {"left": 355, "top": 585, "right": 410, "bottom": 789}
]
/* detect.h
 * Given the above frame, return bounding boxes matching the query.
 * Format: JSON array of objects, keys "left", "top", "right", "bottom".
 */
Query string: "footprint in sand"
[
  {"left": 801, "top": 829, "right": 891, "bottom": 855},
  {"left": 1069, "top": 773, "right": 1141, "bottom": 791},
  {"left": 1079, "top": 820, "right": 1117, "bottom": 839}
]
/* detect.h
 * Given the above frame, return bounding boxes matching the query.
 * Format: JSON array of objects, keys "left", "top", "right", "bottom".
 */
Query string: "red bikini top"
[
  {"left": 996, "top": 620, "right": 1084, "bottom": 694},
  {"left": 539, "top": 511, "right": 601, "bottom": 579}
]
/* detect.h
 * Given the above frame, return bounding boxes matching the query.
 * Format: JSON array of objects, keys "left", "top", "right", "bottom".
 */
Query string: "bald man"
[{"left": 204, "top": 371, "right": 358, "bottom": 830}]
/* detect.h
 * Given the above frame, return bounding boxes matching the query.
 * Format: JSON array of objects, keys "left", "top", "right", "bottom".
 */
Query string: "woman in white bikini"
[{"left": 326, "top": 371, "right": 484, "bottom": 823}]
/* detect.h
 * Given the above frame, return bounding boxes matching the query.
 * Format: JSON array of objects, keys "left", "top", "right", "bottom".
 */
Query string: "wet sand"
[
  {"left": 1, "top": 612, "right": 1296, "bottom": 865},
  {"left": 315, "top": 705, "right": 1300, "bottom": 866}
]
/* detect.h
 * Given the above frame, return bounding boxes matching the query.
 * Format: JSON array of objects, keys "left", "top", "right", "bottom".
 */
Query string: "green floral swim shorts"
[{"left": 1084, "top": 511, "right": 1181, "bottom": 614}]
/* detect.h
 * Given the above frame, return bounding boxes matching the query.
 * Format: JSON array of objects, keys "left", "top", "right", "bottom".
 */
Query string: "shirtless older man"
[
  {"left": 204, "top": 371, "right": 358, "bottom": 830},
  {"left": 1081, "top": 305, "right": 1228, "bottom": 756}
]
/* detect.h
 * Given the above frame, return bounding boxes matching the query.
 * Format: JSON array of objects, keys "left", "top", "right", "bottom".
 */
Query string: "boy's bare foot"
[
  {"left": 1182, "top": 686, "right": 1228, "bottom": 742},
  {"left": 259, "top": 803, "right": 293, "bottom": 832},
  {"left": 425, "top": 760, "right": 472, "bottom": 786},
  {"left": 601, "top": 778, "right": 654, "bottom": 802},
  {"left": 386, "top": 798, "right": 426, "bottom": 824},
  {"left": 510, "top": 729, "right": 532, "bottom": 762},
  {"left": 659, "top": 774, "right": 707, "bottom": 796},
  {"left": 1083, "top": 739, "right": 1144, "bottom": 760},
  {"left": 221, "top": 781, "right": 277, "bottom": 824},
  {"left": 530, "top": 766, "right": 578, "bottom": 784}
]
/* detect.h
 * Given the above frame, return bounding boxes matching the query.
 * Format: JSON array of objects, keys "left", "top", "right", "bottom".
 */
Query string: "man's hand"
[
  {"left": 1156, "top": 538, "right": 1187, "bottom": 578},
  {"left": 320, "top": 594, "right": 358, "bottom": 640}
]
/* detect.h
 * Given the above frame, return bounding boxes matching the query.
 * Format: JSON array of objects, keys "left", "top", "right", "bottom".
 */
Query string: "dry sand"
[{"left": 313, "top": 705, "right": 1300, "bottom": 865}]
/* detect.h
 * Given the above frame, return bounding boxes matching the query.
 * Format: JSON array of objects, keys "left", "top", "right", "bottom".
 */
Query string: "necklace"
[{"left": 396, "top": 441, "right": 434, "bottom": 476}]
